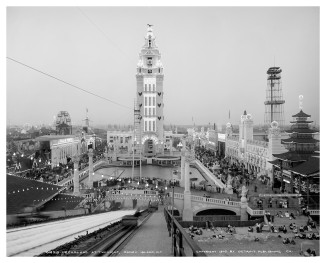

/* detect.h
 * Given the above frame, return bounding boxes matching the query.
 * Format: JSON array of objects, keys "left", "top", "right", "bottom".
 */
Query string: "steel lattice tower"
[{"left": 264, "top": 67, "right": 285, "bottom": 127}]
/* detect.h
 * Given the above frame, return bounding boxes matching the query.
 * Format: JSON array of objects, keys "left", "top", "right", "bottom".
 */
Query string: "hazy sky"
[{"left": 6, "top": 6, "right": 319, "bottom": 127}]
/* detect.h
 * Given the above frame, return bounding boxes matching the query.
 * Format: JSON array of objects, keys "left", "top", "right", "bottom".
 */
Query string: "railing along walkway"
[
  {"left": 164, "top": 207, "right": 206, "bottom": 256},
  {"left": 171, "top": 192, "right": 241, "bottom": 207}
]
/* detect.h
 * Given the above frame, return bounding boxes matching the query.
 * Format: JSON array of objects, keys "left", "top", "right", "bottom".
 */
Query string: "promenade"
[{"left": 118, "top": 205, "right": 172, "bottom": 257}]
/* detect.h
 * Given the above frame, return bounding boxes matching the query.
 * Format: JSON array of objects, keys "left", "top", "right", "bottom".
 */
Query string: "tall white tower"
[{"left": 136, "top": 25, "right": 164, "bottom": 156}]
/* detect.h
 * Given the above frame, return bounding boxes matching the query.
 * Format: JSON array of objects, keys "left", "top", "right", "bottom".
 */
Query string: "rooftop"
[
  {"left": 273, "top": 151, "right": 319, "bottom": 162},
  {"left": 289, "top": 157, "right": 320, "bottom": 177},
  {"left": 292, "top": 109, "right": 311, "bottom": 118},
  {"left": 35, "top": 135, "right": 75, "bottom": 142}
]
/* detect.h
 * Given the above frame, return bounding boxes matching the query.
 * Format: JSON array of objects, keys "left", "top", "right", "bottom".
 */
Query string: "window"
[
  {"left": 149, "top": 84, "right": 151, "bottom": 91},
  {"left": 149, "top": 40, "right": 151, "bottom": 47},
  {"left": 120, "top": 137, "right": 123, "bottom": 143},
  {"left": 145, "top": 121, "right": 147, "bottom": 131},
  {"left": 149, "top": 108, "right": 151, "bottom": 116},
  {"left": 148, "top": 70, "right": 152, "bottom": 74},
  {"left": 153, "top": 108, "right": 155, "bottom": 115},
  {"left": 149, "top": 121, "right": 152, "bottom": 131},
  {"left": 145, "top": 108, "right": 147, "bottom": 115},
  {"left": 153, "top": 84, "right": 155, "bottom": 91},
  {"left": 153, "top": 121, "right": 155, "bottom": 131},
  {"left": 145, "top": 97, "right": 147, "bottom": 106},
  {"left": 149, "top": 97, "right": 151, "bottom": 106},
  {"left": 144, "top": 84, "right": 147, "bottom": 91},
  {"left": 153, "top": 97, "right": 155, "bottom": 105}
]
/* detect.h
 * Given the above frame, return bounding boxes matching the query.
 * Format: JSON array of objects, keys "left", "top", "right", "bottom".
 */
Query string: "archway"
[
  {"left": 196, "top": 209, "right": 236, "bottom": 216},
  {"left": 143, "top": 139, "right": 156, "bottom": 157}
]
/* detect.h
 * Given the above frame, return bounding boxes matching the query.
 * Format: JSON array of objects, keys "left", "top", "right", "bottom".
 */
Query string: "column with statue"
[
  {"left": 182, "top": 144, "right": 195, "bottom": 221},
  {"left": 88, "top": 148, "right": 94, "bottom": 188},
  {"left": 73, "top": 154, "right": 80, "bottom": 195},
  {"left": 180, "top": 138, "right": 186, "bottom": 187},
  {"left": 225, "top": 173, "right": 234, "bottom": 194},
  {"left": 240, "top": 185, "right": 248, "bottom": 220},
  {"left": 112, "top": 139, "right": 118, "bottom": 161}
]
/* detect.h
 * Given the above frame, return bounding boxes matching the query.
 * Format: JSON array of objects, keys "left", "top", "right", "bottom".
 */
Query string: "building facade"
[{"left": 225, "top": 111, "right": 286, "bottom": 180}]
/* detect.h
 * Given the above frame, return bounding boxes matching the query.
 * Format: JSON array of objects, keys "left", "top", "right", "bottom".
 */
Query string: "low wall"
[{"left": 177, "top": 218, "right": 264, "bottom": 228}]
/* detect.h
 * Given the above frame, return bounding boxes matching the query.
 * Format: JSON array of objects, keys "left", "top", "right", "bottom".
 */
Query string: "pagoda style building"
[{"left": 271, "top": 100, "right": 319, "bottom": 209}]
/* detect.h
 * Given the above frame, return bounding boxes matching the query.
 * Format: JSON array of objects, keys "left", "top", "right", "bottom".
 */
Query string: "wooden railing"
[{"left": 164, "top": 207, "right": 206, "bottom": 257}]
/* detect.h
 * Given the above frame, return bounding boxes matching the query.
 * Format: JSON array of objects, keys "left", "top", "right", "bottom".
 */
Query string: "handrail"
[
  {"left": 170, "top": 192, "right": 241, "bottom": 207},
  {"left": 247, "top": 206, "right": 265, "bottom": 216},
  {"left": 164, "top": 207, "right": 206, "bottom": 257}
]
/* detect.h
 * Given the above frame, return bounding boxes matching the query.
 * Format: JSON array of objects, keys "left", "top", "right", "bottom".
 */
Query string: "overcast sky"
[{"left": 6, "top": 6, "right": 319, "bottom": 127}]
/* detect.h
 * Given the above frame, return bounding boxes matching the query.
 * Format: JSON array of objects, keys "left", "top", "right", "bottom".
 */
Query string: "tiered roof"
[
  {"left": 289, "top": 157, "right": 319, "bottom": 177},
  {"left": 272, "top": 107, "right": 319, "bottom": 176}
]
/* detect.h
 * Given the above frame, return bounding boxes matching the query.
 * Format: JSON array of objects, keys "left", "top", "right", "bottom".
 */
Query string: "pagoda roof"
[
  {"left": 273, "top": 151, "right": 319, "bottom": 162},
  {"left": 282, "top": 138, "right": 319, "bottom": 144},
  {"left": 268, "top": 159, "right": 281, "bottom": 166},
  {"left": 290, "top": 120, "right": 313, "bottom": 124},
  {"left": 292, "top": 110, "right": 311, "bottom": 118},
  {"left": 289, "top": 157, "right": 320, "bottom": 177},
  {"left": 285, "top": 128, "right": 318, "bottom": 134}
]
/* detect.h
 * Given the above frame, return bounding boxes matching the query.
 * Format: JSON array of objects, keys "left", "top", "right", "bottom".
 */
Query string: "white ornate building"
[
  {"left": 135, "top": 25, "right": 165, "bottom": 156},
  {"left": 107, "top": 26, "right": 177, "bottom": 157},
  {"left": 225, "top": 111, "right": 286, "bottom": 180}
]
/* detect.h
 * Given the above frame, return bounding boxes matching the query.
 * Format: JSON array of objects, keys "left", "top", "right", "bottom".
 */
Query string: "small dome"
[
  {"left": 226, "top": 122, "right": 231, "bottom": 128},
  {"left": 271, "top": 121, "right": 278, "bottom": 128},
  {"left": 246, "top": 114, "right": 252, "bottom": 120},
  {"left": 137, "top": 60, "right": 143, "bottom": 67}
]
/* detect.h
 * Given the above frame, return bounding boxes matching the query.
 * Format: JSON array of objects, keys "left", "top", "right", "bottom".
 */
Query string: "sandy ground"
[{"left": 188, "top": 215, "right": 319, "bottom": 257}]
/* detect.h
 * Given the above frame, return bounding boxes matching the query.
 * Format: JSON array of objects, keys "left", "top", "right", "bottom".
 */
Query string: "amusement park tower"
[
  {"left": 264, "top": 67, "right": 285, "bottom": 127},
  {"left": 135, "top": 25, "right": 164, "bottom": 156}
]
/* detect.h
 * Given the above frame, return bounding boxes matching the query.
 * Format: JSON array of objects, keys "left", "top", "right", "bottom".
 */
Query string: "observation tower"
[{"left": 264, "top": 67, "right": 285, "bottom": 127}]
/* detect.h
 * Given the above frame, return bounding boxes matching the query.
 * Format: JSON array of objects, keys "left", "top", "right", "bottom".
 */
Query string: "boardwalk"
[{"left": 118, "top": 205, "right": 172, "bottom": 257}]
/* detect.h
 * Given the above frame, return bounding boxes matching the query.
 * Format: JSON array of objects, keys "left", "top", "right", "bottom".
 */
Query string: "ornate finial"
[{"left": 299, "top": 95, "right": 304, "bottom": 110}]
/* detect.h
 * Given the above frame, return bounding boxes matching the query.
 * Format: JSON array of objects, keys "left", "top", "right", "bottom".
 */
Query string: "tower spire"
[{"left": 299, "top": 95, "right": 304, "bottom": 110}]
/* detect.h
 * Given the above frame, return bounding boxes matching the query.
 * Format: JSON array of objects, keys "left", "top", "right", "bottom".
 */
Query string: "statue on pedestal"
[
  {"left": 225, "top": 174, "right": 233, "bottom": 194},
  {"left": 241, "top": 185, "right": 248, "bottom": 202}
]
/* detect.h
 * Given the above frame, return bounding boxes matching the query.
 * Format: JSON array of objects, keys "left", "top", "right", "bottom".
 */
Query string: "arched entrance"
[{"left": 143, "top": 139, "right": 156, "bottom": 157}]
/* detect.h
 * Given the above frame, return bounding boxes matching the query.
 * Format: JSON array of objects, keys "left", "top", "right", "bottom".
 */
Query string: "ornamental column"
[
  {"left": 88, "top": 148, "right": 94, "bottom": 188},
  {"left": 182, "top": 147, "right": 194, "bottom": 221},
  {"left": 240, "top": 185, "right": 248, "bottom": 221},
  {"left": 180, "top": 139, "right": 186, "bottom": 187},
  {"left": 73, "top": 155, "right": 80, "bottom": 195}
]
